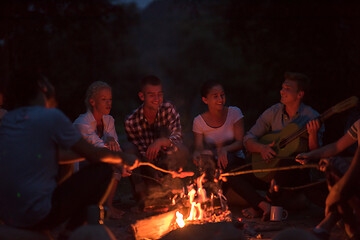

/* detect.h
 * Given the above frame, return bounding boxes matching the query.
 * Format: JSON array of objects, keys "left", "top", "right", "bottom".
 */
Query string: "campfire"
[{"left": 131, "top": 154, "right": 236, "bottom": 240}]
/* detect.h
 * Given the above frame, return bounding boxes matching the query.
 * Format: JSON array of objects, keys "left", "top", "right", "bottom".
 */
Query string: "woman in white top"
[
  {"left": 192, "top": 81, "right": 271, "bottom": 221},
  {"left": 193, "top": 81, "right": 244, "bottom": 169}
]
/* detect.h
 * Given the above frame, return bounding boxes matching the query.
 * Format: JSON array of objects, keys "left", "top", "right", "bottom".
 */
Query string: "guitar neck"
[
  {"left": 279, "top": 95, "right": 359, "bottom": 148},
  {"left": 279, "top": 107, "right": 334, "bottom": 148}
]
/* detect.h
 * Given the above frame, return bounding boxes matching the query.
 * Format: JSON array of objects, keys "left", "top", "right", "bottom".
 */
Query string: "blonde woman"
[{"left": 74, "top": 81, "right": 123, "bottom": 219}]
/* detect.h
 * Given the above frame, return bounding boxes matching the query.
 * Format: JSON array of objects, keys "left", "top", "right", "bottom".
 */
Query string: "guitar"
[{"left": 251, "top": 96, "right": 359, "bottom": 182}]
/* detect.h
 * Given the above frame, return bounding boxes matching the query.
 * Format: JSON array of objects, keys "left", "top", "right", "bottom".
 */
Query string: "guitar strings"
[{"left": 279, "top": 108, "right": 333, "bottom": 147}]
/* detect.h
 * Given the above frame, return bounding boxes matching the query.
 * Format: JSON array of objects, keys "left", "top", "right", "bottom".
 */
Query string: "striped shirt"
[
  {"left": 347, "top": 119, "right": 360, "bottom": 145},
  {"left": 125, "top": 101, "right": 182, "bottom": 162}
]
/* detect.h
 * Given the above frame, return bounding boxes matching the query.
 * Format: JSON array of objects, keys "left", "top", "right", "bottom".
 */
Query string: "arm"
[
  {"left": 307, "top": 119, "right": 321, "bottom": 150},
  {"left": 244, "top": 107, "right": 277, "bottom": 161},
  {"left": 244, "top": 138, "right": 276, "bottom": 161},
  {"left": 167, "top": 107, "right": 182, "bottom": 145},
  {"left": 297, "top": 133, "right": 356, "bottom": 162},
  {"left": 70, "top": 137, "right": 138, "bottom": 167},
  {"left": 221, "top": 119, "right": 244, "bottom": 153},
  {"left": 193, "top": 132, "right": 205, "bottom": 164},
  {"left": 217, "top": 119, "right": 244, "bottom": 169},
  {"left": 104, "top": 116, "right": 121, "bottom": 152},
  {"left": 146, "top": 105, "right": 182, "bottom": 161},
  {"left": 326, "top": 147, "right": 360, "bottom": 215},
  {"left": 58, "top": 148, "right": 85, "bottom": 164}
]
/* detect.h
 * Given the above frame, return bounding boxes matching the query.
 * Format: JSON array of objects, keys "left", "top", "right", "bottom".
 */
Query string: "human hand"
[
  {"left": 121, "top": 165, "right": 133, "bottom": 177},
  {"left": 260, "top": 141, "right": 276, "bottom": 162},
  {"left": 295, "top": 153, "right": 310, "bottom": 165},
  {"left": 146, "top": 139, "right": 164, "bottom": 161},
  {"left": 319, "top": 158, "right": 329, "bottom": 172},
  {"left": 105, "top": 137, "right": 121, "bottom": 152},
  {"left": 307, "top": 119, "right": 320, "bottom": 137},
  {"left": 192, "top": 151, "right": 201, "bottom": 166},
  {"left": 217, "top": 148, "right": 228, "bottom": 169}
]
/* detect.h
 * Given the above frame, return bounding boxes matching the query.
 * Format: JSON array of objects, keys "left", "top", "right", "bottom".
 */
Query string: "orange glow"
[
  {"left": 186, "top": 173, "right": 206, "bottom": 221},
  {"left": 176, "top": 211, "right": 185, "bottom": 228}
]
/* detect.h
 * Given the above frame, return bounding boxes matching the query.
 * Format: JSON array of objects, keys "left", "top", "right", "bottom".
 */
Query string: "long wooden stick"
[
  {"left": 137, "top": 162, "right": 174, "bottom": 174},
  {"left": 220, "top": 164, "right": 318, "bottom": 177},
  {"left": 228, "top": 156, "right": 307, "bottom": 173},
  {"left": 134, "top": 162, "right": 194, "bottom": 178}
]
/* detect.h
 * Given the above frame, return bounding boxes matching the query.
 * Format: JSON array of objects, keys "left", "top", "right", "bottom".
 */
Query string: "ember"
[
  {"left": 132, "top": 155, "right": 238, "bottom": 239},
  {"left": 132, "top": 166, "right": 234, "bottom": 240}
]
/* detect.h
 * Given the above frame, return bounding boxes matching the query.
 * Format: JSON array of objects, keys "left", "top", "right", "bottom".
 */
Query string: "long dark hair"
[{"left": 200, "top": 80, "right": 223, "bottom": 98}]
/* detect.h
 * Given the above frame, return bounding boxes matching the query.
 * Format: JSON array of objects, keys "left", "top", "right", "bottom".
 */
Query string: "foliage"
[
  {"left": 1, "top": 0, "right": 360, "bottom": 144},
  {"left": 0, "top": 0, "right": 141, "bottom": 126}
]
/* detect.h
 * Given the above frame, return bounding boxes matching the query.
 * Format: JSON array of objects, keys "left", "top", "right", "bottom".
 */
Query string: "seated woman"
[
  {"left": 73, "top": 81, "right": 123, "bottom": 219},
  {"left": 192, "top": 80, "right": 271, "bottom": 221}
]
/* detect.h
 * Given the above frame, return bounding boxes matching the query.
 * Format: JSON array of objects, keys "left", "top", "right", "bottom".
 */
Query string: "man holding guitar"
[
  {"left": 244, "top": 72, "right": 322, "bottom": 161},
  {"left": 238, "top": 72, "right": 324, "bottom": 219}
]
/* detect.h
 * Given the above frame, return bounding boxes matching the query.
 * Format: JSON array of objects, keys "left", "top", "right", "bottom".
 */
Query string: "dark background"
[{"left": 1, "top": 0, "right": 360, "bottom": 149}]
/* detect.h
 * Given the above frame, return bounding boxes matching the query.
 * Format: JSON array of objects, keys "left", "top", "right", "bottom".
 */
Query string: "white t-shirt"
[{"left": 193, "top": 106, "right": 244, "bottom": 158}]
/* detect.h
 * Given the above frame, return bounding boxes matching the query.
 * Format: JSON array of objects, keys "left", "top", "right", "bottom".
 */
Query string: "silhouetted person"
[{"left": 0, "top": 69, "right": 137, "bottom": 239}]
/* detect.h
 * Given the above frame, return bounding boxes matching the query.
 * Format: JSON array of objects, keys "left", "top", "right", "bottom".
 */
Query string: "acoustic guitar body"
[{"left": 251, "top": 123, "right": 309, "bottom": 182}]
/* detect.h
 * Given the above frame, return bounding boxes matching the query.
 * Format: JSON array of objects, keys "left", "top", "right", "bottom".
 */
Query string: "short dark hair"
[
  {"left": 140, "top": 75, "right": 161, "bottom": 92},
  {"left": 200, "top": 80, "right": 223, "bottom": 98},
  {"left": 6, "top": 69, "right": 50, "bottom": 110},
  {"left": 284, "top": 72, "right": 310, "bottom": 92}
]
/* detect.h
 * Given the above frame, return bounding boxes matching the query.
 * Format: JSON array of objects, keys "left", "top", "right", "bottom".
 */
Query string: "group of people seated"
[{"left": 0, "top": 69, "right": 359, "bottom": 239}]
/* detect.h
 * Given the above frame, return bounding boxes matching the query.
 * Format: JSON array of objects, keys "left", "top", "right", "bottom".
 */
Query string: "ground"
[{"left": 100, "top": 178, "right": 347, "bottom": 240}]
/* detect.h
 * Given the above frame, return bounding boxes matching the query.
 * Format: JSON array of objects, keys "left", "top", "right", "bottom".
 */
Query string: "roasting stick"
[
  {"left": 220, "top": 164, "right": 318, "bottom": 178},
  {"left": 130, "top": 161, "right": 194, "bottom": 178},
  {"left": 228, "top": 156, "right": 309, "bottom": 173}
]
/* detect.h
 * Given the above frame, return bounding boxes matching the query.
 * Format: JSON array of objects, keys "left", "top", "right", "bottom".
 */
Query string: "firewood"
[{"left": 131, "top": 209, "right": 178, "bottom": 240}]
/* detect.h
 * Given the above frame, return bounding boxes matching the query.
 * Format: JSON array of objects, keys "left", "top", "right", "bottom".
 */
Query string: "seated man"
[
  {"left": 74, "top": 81, "right": 123, "bottom": 219},
  {"left": 124, "top": 75, "right": 188, "bottom": 207},
  {"left": 241, "top": 72, "right": 324, "bottom": 217},
  {"left": 0, "top": 70, "right": 137, "bottom": 238},
  {"left": 297, "top": 118, "right": 360, "bottom": 239}
]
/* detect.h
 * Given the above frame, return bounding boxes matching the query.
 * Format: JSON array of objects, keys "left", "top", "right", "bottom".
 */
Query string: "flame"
[
  {"left": 176, "top": 211, "right": 185, "bottom": 228},
  {"left": 172, "top": 171, "right": 232, "bottom": 230},
  {"left": 186, "top": 173, "right": 206, "bottom": 221},
  {"left": 176, "top": 173, "right": 217, "bottom": 228}
]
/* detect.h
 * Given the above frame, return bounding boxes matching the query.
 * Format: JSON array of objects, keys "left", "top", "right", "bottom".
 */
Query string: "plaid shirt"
[{"left": 125, "top": 101, "right": 182, "bottom": 162}]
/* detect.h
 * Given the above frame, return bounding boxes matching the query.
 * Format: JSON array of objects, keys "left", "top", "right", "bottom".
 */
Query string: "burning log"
[{"left": 131, "top": 209, "right": 178, "bottom": 240}]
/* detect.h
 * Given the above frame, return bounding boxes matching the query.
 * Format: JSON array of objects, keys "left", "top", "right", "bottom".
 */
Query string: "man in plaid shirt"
[{"left": 125, "top": 76, "right": 188, "bottom": 208}]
